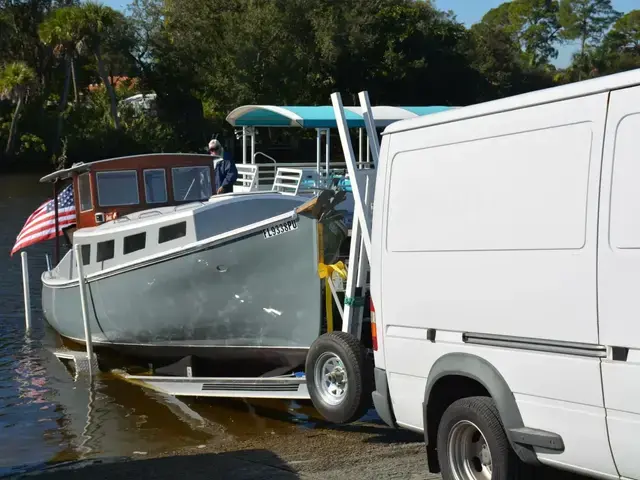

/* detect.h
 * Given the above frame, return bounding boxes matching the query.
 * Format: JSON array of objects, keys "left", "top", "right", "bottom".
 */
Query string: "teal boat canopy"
[{"left": 225, "top": 105, "right": 452, "bottom": 129}]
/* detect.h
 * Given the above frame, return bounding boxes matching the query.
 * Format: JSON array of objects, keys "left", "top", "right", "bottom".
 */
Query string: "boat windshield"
[
  {"left": 96, "top": 170, "right": 140, "bottom": 207},
  {"left": 172, "top": 166, "right": 213, "bottom": 201}
]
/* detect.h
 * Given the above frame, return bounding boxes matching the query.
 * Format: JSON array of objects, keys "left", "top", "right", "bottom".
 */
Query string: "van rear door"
[{"left": 598, "top": 84, "right": 640, "bottom": 480}]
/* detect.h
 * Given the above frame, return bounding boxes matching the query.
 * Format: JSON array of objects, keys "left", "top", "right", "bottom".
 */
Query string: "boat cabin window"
[
  {"left": 144, "top": 169, "right": 167, "bottom": 204},
  {"left": 96, "top": 170, "right": 140, "bottom": 207},
  {"left": 123, "top": 232, "right": 146, "bottom": 254},
  {"left": 97, "top": 239, "right": 115, "bottom": 262},
  {"left": 78, "top": 172, "right": 93, "bottom": 212},
  {"left": 80, "top": 244, "right": 91, "bottom": 266},
  {"left": 172, "top": 166, "right": 212, "bottom": 202},
  {"left": 159, "top": 221, "right": 187, "bottom": 243}
]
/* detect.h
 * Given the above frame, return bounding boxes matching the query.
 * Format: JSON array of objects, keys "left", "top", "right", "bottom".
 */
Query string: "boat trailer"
[{"left": 51, "top": 91, "right": 379, "bottom": 409}]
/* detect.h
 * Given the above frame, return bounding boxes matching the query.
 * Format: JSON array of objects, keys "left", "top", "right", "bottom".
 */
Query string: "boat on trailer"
[
  {"left": 35, "top": 102, "right": 453, "bottom": 381},
  {"left": 38, "top": 152, "right": 348, "bottom": 374}
]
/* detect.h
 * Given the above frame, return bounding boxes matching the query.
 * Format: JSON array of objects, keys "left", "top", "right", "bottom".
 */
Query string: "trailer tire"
[
  {"left": 306, "top": 331, "right": 373, "bottom": 424},
  {"left": 437, "top": 396, "right": 535, "bottom": 480}
]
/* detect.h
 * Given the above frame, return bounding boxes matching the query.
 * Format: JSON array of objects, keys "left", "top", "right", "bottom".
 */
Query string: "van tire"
[
  {"left": 305, "top": 331, "right": 373, "bottom": 424},
  {"left": 436, "top": 396, "right": 534, "bottom": 480}
]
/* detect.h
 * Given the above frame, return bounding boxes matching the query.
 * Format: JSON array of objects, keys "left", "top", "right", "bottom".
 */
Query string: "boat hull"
[{"left": 42, "top": 214, "right": 325, "bottom": 370}]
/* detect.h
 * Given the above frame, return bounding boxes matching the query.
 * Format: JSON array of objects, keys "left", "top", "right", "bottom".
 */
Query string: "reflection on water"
[{"left": 0, "top": 174, "right": 348, "bottom": 476}]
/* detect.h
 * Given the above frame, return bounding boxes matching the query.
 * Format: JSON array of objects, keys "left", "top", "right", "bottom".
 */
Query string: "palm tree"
[
  {"left": 0, "top": 62, "right": 36, "bottom": 158},
  {"left": 39, "top": 7, "right": 83, "bottom": 104},
  {"left": 77, "top": 2, "right": 121, "bottom": 129},
  {"left": 39, "top": 7, "right": 84, "bottom": 157}
]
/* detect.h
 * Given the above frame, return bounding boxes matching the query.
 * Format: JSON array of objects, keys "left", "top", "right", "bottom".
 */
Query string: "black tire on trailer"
[
  {"left": 436, "top": 396, "right": 535, "bottom": 480},
  {"left": 305, "top": 331, "right": 373, "bottom": 424}
]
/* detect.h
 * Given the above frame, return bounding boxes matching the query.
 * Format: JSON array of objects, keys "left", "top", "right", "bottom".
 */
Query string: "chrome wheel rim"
[
  {"left": 447, "top": 420, "right": 492, "bottom": 480},
  {"left": 314, "top": 352, "right": 348, "bottom": 406}
]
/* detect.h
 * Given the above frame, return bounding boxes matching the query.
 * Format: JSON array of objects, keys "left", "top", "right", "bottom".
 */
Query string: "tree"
[
  {"left": 481, "top": 0, "right": 562, "bottom": 67},
  {"left": 0, "top": 61, "right": 36, "bottom": 158},
  {"left": 604, "top": 10, "right": 640, "bottom": 53},
  {"left": 39, "top": 6, "right": 84, "bottom": 158},
  {"left": 559, "top": 0, "right": 621, "bottom": 56},
  {"left": 588, "top": 10, "right": 640, "bottom": 75},
  {"left": 39, "top": 7, "right": 83, "bottom": 103},
  {"left": 76, "top": 1, "right": 122, "bottom": 129}
]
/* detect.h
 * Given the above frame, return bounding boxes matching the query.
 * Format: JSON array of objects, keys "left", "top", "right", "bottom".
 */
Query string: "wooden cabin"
[{"left": 40, "top": 153, "right": 219, "bottom": 232}]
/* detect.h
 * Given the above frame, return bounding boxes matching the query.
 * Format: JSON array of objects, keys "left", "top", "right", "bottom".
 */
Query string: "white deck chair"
[
  {"left": 271, "top": 168, "right": 303, "bottom": 196},
  {"left": 233, "top": 164, "right": 259, "bottom": 192}
]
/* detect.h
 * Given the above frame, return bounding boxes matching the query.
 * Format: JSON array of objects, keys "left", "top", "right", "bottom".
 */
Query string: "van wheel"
[
  {"left": 437, "top": 396, "right": 532, "bottom": 480},
  {"left": 305, "top": 331, "right": 373, "bottom": 424}
]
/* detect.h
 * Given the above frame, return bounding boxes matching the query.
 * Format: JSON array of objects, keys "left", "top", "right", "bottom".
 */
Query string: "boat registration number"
[{"left": 262, "top": 220, "right": 298, "bottom": 239}]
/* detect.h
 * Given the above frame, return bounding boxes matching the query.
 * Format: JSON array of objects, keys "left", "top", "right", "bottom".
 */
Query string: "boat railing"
[
  {"left": 247, "top": 160, "right": 373, "bottom": 189},
  {"left": 138, "top": 210, "right": 163, "bottom": 219}
]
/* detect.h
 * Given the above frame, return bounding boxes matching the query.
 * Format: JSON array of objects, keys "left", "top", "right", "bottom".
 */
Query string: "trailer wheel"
[
  {"left": 437, "top": 396, "right": 534, "bottom": 480},
  {"left": 305, "top": 331, "right": 373, "bottom": 424}
]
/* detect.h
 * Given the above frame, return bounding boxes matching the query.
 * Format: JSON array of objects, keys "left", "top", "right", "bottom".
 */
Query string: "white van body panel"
[
  {"left": 372, "top": 82, "right": 627, "bottom": 477},
  {"left": 381, "top": 93, "right": 605, "bottom": 344},
  {"left": 598, "top": 84, "right": 640, "bottom": 480}
]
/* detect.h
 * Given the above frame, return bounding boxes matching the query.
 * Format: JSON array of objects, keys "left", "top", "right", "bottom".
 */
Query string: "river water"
[{"left": 0, "top": 174, "right": 325, "bottom": 477}]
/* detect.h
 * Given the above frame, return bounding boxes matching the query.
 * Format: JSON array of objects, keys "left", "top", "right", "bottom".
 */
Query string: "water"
[{"left": 0, "top": 175, "right": 325, "bottom": 477}]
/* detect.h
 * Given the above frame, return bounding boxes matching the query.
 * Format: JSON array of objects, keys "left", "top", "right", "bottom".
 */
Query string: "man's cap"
[{"left": 208, "top": 139, "right": 221, "bottom": 151}]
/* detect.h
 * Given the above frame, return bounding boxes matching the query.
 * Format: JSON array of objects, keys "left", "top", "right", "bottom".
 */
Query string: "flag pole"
[{"left": 53, "top": 179, "right": 60, "bottom": 265}]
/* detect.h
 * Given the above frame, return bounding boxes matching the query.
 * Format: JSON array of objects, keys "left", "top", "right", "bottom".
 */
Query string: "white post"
[
  {"left": 316, "top": 128, "right": 321, "bottom": 177},
  {"left": 45, "top": 254, "right": 51, "bottom": 271},
  {"left": 250, "top": 128, "right": 256, "bottom": 164},
  {"left": 342, "top": 209, "right": 362, "bottom": 336},
  {"left": 74, "top": 244, "right": 94, "bottom": 378},
  {"left": 242, "top": 126, "right": 247, "bottom": 164},
  {"left": 366, "top": 137, "right": 370, "bottom": 165},
  {"left": 325, "top": 128, "right": 330, "bottom": 182},
  {"left": 358, "top": 128, "right": 363, "bottom": 169},
  {"left": 330, "top": 92, "right": 372, "bottom": 258},
  {"left": 21, "top": 252, "right": 31, "bottom": 332},
  {"left": 358, "top": 91, "right": 381, "bottom": 167}
]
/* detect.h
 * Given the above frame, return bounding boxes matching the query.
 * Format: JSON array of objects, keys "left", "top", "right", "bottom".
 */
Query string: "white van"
[{"left": 306, "top": 69, "right": 640, "bottom": 480}]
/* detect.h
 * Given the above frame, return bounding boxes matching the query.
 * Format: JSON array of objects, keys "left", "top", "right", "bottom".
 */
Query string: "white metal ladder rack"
[{"left": 119, "top": 91, "right": 379, "bottom": 399}]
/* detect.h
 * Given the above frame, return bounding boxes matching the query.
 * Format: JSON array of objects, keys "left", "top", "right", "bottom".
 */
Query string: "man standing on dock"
[{"left": 209, "top": 138, "right": 238, "bottom": 194}]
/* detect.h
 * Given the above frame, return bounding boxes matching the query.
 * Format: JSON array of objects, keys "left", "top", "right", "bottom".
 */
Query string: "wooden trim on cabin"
[{"left": 69, "top": 153, "right": 217, "bottom": 229}]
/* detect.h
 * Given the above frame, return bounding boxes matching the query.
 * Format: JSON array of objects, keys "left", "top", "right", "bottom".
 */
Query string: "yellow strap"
[
  {"left": 318, "top": 261, "right": 347, "bottom": 280},
  {"left": 318, "top": 261, "right": 347, "bottom": 333}
]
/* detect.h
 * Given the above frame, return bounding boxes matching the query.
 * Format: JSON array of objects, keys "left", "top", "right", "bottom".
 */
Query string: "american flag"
[{"left": 11, "top": 184, "right": 76, "bottom": 256}]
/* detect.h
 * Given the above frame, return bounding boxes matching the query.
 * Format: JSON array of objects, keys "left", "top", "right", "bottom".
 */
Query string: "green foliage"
[
  {"left": 559, "top": 0, "right": 621, "bottom": 52},
  {"left": 0, "top": 0, "right": 638, "bottom": 171},
  {"left": 38, "top": 6, "right": 83, "bottom": 56},
  {"left": 605, "top": 10, "right": 640, "bottom": 53},
  {"left": 0, "top": 61, "right": 36, "bottom": 100},
  {"left": 482, "top": 0, "right": 563, "bottom": 67},
  {"left": 18, "top": 133, "right": 46, "bottom": 159}
]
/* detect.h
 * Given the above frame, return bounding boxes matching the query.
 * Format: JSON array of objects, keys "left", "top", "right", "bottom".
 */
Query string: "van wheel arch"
[{"left": 423, "top": 352, "right": 539, "bottom": 471}]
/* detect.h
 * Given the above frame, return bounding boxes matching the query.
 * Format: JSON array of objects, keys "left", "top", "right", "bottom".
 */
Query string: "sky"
[{"left": 103, "top": 0, "right": 637, "bottom": 68}]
